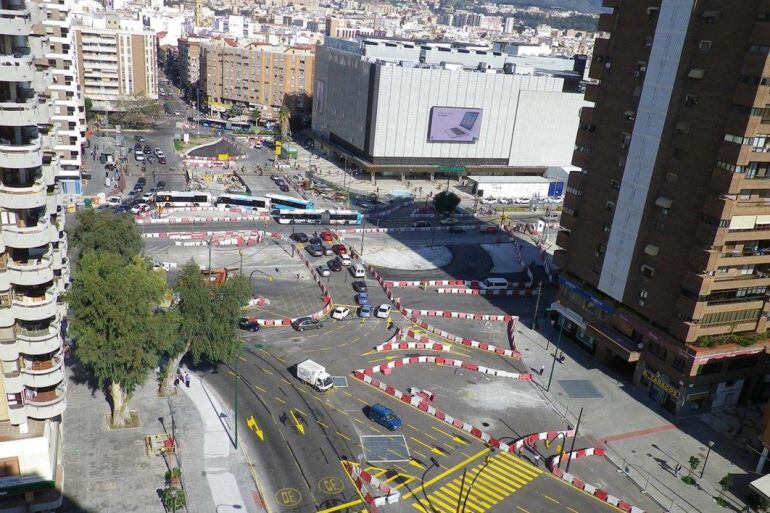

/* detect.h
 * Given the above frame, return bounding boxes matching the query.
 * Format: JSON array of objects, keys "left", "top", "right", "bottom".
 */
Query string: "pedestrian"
[
  {"left": 184, "top": 372, "right": 191, "bottom": 388},
  {"left": 534, "top": 453, "right": 541, "bottom": 467},
  {"left": 539, "top": 364, "right": 545, "bottom": 375},
  {"left": 674, "top": 463, "right": 682, "bottom": 477}
]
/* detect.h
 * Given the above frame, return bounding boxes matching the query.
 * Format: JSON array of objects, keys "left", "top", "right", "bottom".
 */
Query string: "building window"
[
  {"left": 684, "top": 94, "right": 700, "bottom": 108},
  {"left": 654, "top": 219, "right": 665, "bottom": 232},
  {"left": 611, "top": 179, "right": 620, "bottom": 190},
  {"left": 666, "top": 172, "right": 678, "bottom": 183},
  {"left": 647, "top": 341, "right": 667, "bottom": 361},
  {"left": 641, "top": 265, "right": 655, "bottom": 278},
  {"left": 639, "top": 289, "right": 648, "bottom": 305},
  {"left": 672, "top": 355, "right": 686, "bottom": 372},
  {"left": 606, "top": 201, "right": 615, "bottom": 213},
  {"left": 699, "top": 40, "right": 712, "bottom": 51}
]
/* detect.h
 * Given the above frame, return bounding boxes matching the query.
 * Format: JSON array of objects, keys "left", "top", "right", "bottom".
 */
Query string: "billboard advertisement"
[{"left": 427, "top": 107, "right": 483, "bottom": 143}]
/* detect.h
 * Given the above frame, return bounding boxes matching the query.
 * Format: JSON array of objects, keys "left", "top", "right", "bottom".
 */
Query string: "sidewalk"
[
  {"left": 62, "top": 362, "right": 262, "bottom": 513},
  {"left": 515, "top": 322, "right": 751, "bottom": 513}
]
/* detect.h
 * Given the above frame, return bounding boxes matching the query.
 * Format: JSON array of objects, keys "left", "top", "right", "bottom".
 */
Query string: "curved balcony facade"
[
  {"left": 12, "top": 291, "right": 58, "bottom": 321},
  {"left": 3, "top": 219, "right": 54, "bottom": 248},
  {"left": 0, "top": 138, "right": 42, "bottom": 169},
  {"left": 0, "top": 9, "right": 31, "bottom": 36},
  {"left": 0, "top": 179, "right": 47, "bottom": 210},
  {"left": 16, "top": 322, "right": 61, "bottom": 355},
  {"left": 21, "top": 356, "right": 63, "bottom": 388},
  {"left": 0, "top": 99, "right": 49, "bottom": 126},
  {"left": 8, "top": 254, "right": 53, "bottom": 286},
  {"left": 25, "top": 386, "right": 66, "bottom": 419}
]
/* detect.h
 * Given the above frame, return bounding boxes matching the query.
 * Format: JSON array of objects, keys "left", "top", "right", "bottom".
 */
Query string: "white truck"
[{"left": 296, "top": 359, "right": 334, "bottom": 391}]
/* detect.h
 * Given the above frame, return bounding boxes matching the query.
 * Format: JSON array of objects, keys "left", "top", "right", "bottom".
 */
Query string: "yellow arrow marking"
[
  {"left": 431, "top": 426, "right": 469, "bottom": 445},
  {"left": 410, "top": 436, "right": 445, "bottom": 456},
  {"left": 290, "top": 409, "right": 305, "bottom": 435},
  {"left": 408, "top": 459, "right": 426, "bottom": 470},
  {"left": 246, "top": 415, "right": 264, "bottom": 441}
]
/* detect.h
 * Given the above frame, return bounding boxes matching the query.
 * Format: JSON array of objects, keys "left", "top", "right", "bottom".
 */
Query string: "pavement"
[
  {"left": 515, "top": 321, "right": 752, "bottom": 513},
  {"left": 62, "top": 359, "right": 260, "bottom": 513}
]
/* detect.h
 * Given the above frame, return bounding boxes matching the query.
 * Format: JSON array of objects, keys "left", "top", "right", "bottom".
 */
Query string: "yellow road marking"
[
  {"left": 238, "top": 355, "right": 247, "bottom": 361},
  {"left": 516, "top": 507, "right": 531, "bottom": 513},
  {"left": 254, "top": 385, "right": 266, "bottom": 393},
  {"left": 317, "top": 420, "right": 329, "bottom": 429},
  {"left": 337, "top": 431, "right": 352, "bottom": 441},
  {"left": 403, "top": 448, "right": 490, "bottom": 499},
  {"left": 410, "top": 437, "right": 445, "bottom": 456},
  {"left": 274, "top": 396, "right": 286, "bottom": 404},
  {"left": 432, "top": 426, "right": 469, "bottom": 445},
  {"left": 567, "top": 507, "right": 580, "bottom": 513},
  {"left": 281, "top": 378, "right": 291, "bottom": 385},
  {"left": 341, "top": 390, "right": 353, "bottom": 397}
]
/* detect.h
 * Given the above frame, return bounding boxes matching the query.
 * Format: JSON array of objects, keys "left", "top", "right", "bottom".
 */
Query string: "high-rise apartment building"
[
  {"left": 0, "top": 0, "right": 78, "bottom": 507},
  {"left": 73, "top": 14, "right": 158, "bottom": 111},
  {"left": 201, "top": 42, "right": 314, "bottom": 118},
  {"left": 178, "top": 36, "right": 206, "bottom": 102},
  {"left": 554, "top": 1, "right": 770, "bottom": 414}
]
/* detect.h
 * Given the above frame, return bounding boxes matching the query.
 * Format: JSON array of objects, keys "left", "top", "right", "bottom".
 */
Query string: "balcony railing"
[
  {"left": 24, "top": 385, "right": 66, "bottom": 419},
  {"left": 7, "top": 254, "right": 53, "bottom": 285}
]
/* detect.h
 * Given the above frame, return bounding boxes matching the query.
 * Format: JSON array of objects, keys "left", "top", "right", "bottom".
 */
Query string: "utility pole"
[
  {"left": 564, "top": 407, "right": 583, "bottom": 473},
  {"left": 532, "top": 281, "right": 543, "bottom": 329},
  {"left": 360, "top": 216, "right": 366, "bottom": 256},
  {"left": 546, "top": 323, "right": 563, "bottom": 392},
  {"left": 234, "top": 355, "right": 238, "bottom": 449}
]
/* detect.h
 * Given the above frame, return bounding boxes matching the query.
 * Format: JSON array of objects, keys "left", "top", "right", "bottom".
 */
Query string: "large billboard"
[{"left": 427, "top": 107, "right": 483, "bottom": 143}]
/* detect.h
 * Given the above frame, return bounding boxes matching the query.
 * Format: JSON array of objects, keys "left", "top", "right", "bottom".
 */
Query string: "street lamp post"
[
  {"left": 234, "top": 355, "right": 238, "bottom": 449},
  {"left": 238, "top": 249, "right": 243, "bottom": 276},
  {"left": 532, "top": 281, "right": 543, "bottom": 329},
  {"left": 419, "top": 457, "right": 440, "bottom": 513},
  {"left": 546, "top": 322, "right": 564, "bottom": 392},
  {"left": 700, "top": 441, "right": 715, "bottom": 478},
  {"left": 460, "top": 455, "right": 492, "bottom": 513},
  {"left": 564, "top": 407, "right": 584, "bottom": 474}
]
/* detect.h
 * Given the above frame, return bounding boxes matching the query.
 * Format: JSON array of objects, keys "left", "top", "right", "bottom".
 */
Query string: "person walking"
[{"left": 539, "top": 364, "right": 545, "bottom": 376}]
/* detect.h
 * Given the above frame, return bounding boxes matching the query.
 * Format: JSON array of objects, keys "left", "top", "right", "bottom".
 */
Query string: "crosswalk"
[{"left": 412, "top": 452, "right": 541, "bottom": 513}]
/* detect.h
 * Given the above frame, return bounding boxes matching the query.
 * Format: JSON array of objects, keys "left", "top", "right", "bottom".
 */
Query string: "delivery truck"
[{"left": 296, "top": 359, "right": 334, "bottom": 391}]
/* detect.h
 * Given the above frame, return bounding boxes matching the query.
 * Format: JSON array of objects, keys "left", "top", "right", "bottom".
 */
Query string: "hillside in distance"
[{"left": 496, "top": 0, "right": 605, "bottom": 14}]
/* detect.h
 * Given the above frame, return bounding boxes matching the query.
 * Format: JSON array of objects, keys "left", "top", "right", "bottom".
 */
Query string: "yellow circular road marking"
[
  {"left": 275, "top": 487, "right": 302, "bottom": 506},
  {"left": 318, "top": 476, "right": 344, "bottom": 495}
]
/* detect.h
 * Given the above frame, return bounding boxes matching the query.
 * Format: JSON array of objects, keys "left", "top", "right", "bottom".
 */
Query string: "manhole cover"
[{"left": 558, "top": 379, "right": 603, "bottom": 399}]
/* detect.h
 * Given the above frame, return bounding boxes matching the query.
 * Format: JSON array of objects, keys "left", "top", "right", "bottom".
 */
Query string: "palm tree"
[{"left": 278, "top": 105, "right": 291, "bottom": 141}]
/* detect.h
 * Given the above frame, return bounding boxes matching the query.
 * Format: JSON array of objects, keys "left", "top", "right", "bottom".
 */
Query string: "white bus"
[
  {"left": 273, "top": 209, "right": 363, "bottom": 225},
  {"left": 265, "top": 193, "right": 315, "bottom": 211},
  {"left": 215, "top": 193, "right": 269, "bottom": 212},
  {"left": 155, "top": 191, "right": 213, "bottom": 208}
]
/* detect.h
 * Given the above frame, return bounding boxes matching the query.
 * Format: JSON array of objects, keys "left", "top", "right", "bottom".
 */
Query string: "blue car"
[
  {"left": 367, "top": 403, "right": 402, "bottom": 431},
  {"left": 358, "top": 304, "right": 373, "bottom": 317},
  {"left": 355, "top": 292, "right": 369, "bottom": 305}
]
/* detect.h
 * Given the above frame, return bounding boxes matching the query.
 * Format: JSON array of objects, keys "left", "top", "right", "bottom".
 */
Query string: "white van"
[
  {"left": 351, "top": 263, "right": 366, "bottom": 278},
  {"left": 480, "top": 277, "right": 509, "bottom": 290}
]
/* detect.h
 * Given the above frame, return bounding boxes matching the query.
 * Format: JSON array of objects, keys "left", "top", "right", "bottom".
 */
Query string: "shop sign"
[{"left": 642, "top": 369, "right": 680, "bottom": 399}]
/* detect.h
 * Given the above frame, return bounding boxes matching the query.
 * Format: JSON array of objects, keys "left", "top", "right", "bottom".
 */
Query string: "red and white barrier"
[
  {"left": 359, "top": 355, "right": 531, "bottom": 381},
  {"left": 511, "top": 429, "right": 575, "bottom": 452},
  {"left": 547, "top": 448, "right": 645, "bottom": 513},
  {"left": 400, "top": 308, "right": 514, "bottom": 322},
  {"left": 341, "top": 461, "right": 400, "bottom": 511},
  {"left": 435, "top": 288, "right": 538, "bottom": 297}
]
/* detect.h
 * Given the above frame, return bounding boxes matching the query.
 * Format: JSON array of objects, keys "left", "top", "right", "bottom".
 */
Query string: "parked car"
[
  {"left": 130, "top": 203, "right": 150, "bottom": 214},
  {"left": 358, "top": 304, "right": 373, "bottom": 318},
  {"left": 480, "top": 226, "right": 499, "bottom": 234},
  {"left": 155, "top": 148, "right": 164, "bottom": 157},
  {"left": 316, "top": 265, "right": 331, "bottom": 277},
  {"left": 321, "top": 244, "right": 333, "bottom": 256},
  {"left": 309, "top": 236, "right": 323, "bottom": 246},
  {"left": 366, "top": 403, "right": 402, "bottom": 431},
  {"left": 340, "top": 254, "right": 352, "bottom": 266},
  {"left": 448, "top": 226, "right": 465, "bottom": 234},
  {"left": 331, "top": 307, "right": 350, "bottom": 320},
  {"left": 291, "top": 317, "right": 323, "bottom": 331},
  {"left": 158, "top": 156, "right": 167, "bottom": 165},
  {"left": 137, "top": 177, "right": 146, "bottom": 185},
  {"left": 413, "top": 221, "right": 431, "bottom": 228},
  {"left": 306, "top": 244, "right": 324, "bottom": 257},
  {"left": 279, "top": 185, "right": 290, "bottom": 192},
  {"left": 332, "top": 244, "right": 348, "bottom": 255},
  {"left": 375, "top": 304, "right": 392, "bottom": 319},
  {"left": 105, "top": 195, "right": 122, "bottom": 207},
  {"left": 156, "top": 180, "right": 166, "bottom": 189},
  {"left": 320, "top": 231, "right": 335, "bottom": 242},
  {"left": 355, "top": 293, "right": 369, "bottom": 305},
  {"left": 135, "top": 153, "right": 145, "bottom": 162},
  {"left": 238, "top": 317, "right": 260, "bottom": 332},
  {"left": 290, "top": 232, "right": 309, "bottom": 243},
  {"left": 352, "top": 281, "right": 367, "bottom": 293},
  {"left": 141, "top": 192, "right": 154, "bottom": 202},
  {"left": 143, "top": 145, "right": 152, "bottom": 154},
  {"left": 134, "top": 135, "right": 145, "bottom": 143},
  {"left": 328, "top": 258, "right": 342, "bottom": 272}
]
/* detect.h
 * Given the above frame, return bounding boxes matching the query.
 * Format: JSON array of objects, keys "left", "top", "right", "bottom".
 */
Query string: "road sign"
[
  {"left": 438, "top": 165, "right": 466, "bottom": 173},
  {"left": 217, "top": 153, "right": 229, "bottom": 161}
]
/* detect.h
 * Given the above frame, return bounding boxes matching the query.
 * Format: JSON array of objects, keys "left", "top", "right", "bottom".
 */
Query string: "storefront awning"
[{"left": 550, "top": 302, "right": 587, "bottom": 330}]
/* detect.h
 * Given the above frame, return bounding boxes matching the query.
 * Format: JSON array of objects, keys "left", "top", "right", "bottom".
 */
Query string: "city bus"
[
  {"left": 265, "top": 193, "right": 315, "bottom": 211},
  {"left": 215, "top": 193, "right": 269, "bottom": 212},
  {"left": 155, "top": 191, "right": 213, "bottom": 208},
  {"left": 273, "top": 209, "right": 363, "bottom": 225}
]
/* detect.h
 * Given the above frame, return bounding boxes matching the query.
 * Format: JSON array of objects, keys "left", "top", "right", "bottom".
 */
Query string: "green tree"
[
  {"left": 688, "top": 455, "right": 700, "bottom": 476},
  {"left": 160, "top": 260, "right": 251, "bottom": 395},
  {"left": 433, "top": 190, "right": 461, "bottom": 214},
  {"left": 251, "top": 107, "right": 261, "bottom": 124},
  {"left": 278, "top": 105, "right": 291, "bottom": 141},
  {"left": 717, "top": 474, "right": 733, "bottom": 501},
  {"left": 84, "top": 97, "right": 94, "bottom": 121},
  {"left": 71, "top": 210, "right": 143, "bottom": 265},
  {"left": 69, "top": 252, "right": 173, "bottom": 427}
]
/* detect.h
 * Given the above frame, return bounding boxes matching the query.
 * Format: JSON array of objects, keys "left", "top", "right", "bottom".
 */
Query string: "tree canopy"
[
  {"left": 71, "top": 209, "right": 143, "bottom": 264},
  {"left": 433, "top": 190, "right": 462, "bottom": 214},
  {"left": 68, "top": 251, "right": 174, "bottom": 426}
]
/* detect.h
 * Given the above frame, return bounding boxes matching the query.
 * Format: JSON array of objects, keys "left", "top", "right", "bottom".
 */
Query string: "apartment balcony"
[
  {"left": 8, "top": 254, "right": 53, "bottom": 286},
  {"left": 0, "top": 8, "right": 31, "bottom": 36},
  {"left": 0, "top": 179, "right": 46, "bottom": 210},
  {"left": 0, "top": 98, "right": 49, "bottom": 127},
  {"left": 0, "top": 138, "right": 42, "bottom": 169},
  {"left": 597, "top": 13, "right": 614, "bottom": 33},
  {"left": 0, "top": 54, "right": 34, "bottom": 82},
  {"left": 12, "top": 291, "right": 57, "bottom": 321},
  {"left": 3, "top": 219, "right": 55, "bottom": 249},
  {"left": 718, "top": 248, "right": 770, "bottom": 266},
  {"left": 17, "top": 322, "right": 60, "bottom": 355},
  {"left": 670, "top": 318, "right": 763, "bottom": 343},
  {"left": 24, "top": 385, "right": 65, "bottom": 419},
  {"left": 712, "top": 273, "right": 770, "bottom": 291},
  {"left": 21, "top": 355, "right": 63, "bottom": 388},
  {"left": 725, "top": 225, "right": 770, "bottom": 242}
]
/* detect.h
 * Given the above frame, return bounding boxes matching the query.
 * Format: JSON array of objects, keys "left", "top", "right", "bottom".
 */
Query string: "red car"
[
  {"left": 320, "top": 231, "right": 335, "bottom": 242},
  {"left": 480, "top": 226, "right": 499, "bottom": 234},
  {"left": 332, "top": 244, "right": 348, "bottom": 255}
]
